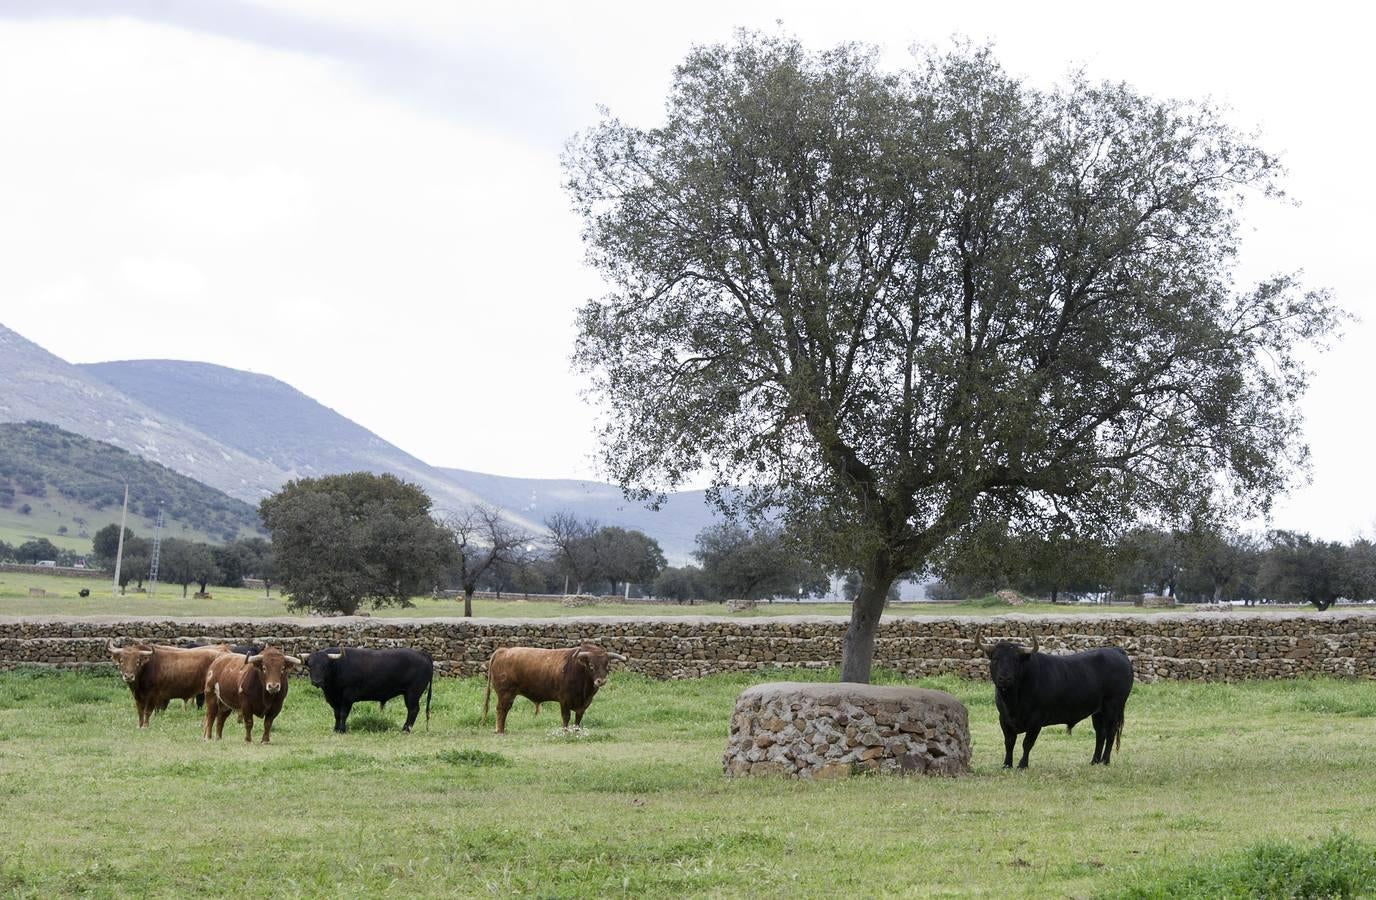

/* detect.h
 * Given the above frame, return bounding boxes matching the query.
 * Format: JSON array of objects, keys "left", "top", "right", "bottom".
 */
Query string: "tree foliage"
[
  {"left": 693, "top": 522, "right": 828, "bottom": 602},
  {"left": 259, "top": 472, "right": 455, "bottom": 616},
  {"left": 443, "top": 505, "right": 533, "bottom": 616},
  {"left": 565, "top": 32, "right": 1341, "bottom": 679}
]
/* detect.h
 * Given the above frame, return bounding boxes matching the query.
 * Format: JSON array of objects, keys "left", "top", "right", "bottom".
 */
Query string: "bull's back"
[
  {"left": 335, "top": 648, "right": 431, "bottom": 699},
  {"left": 148, "top": 648, "right": 227, "bottom": 700}
]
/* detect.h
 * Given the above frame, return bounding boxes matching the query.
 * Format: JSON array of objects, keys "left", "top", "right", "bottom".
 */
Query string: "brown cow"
[
  {"left": 108, "top": 641, "right": 234, "bottom": 727},
  {"left": 482, "top": 643, "right": 625, "bottom": 734},
  {"left": 203, "top": 646, "right": 300, "bottom": 743}
]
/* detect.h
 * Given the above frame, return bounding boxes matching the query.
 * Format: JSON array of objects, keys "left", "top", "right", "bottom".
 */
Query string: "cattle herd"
[
  {"left": 106, "top": 640, "right": 625, "bottom": 743},
  {"left": 106, "top": 634, "right": 1131, "bottom": 770}
]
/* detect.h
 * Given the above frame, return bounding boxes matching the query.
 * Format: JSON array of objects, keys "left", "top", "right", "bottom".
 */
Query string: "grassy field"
[
  {"left": 0, "top": 667, "right": 1373, "bottom": 897},
  {"left": 0, "top": 572, "right": 1311, "bottom": 619},
  {"left": 0, "top": 492, "right": 231, "bottom": 554}
]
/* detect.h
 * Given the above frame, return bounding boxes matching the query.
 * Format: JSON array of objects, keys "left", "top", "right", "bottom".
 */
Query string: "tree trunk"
[
  {"left": 1213, "top": 580, "right": 1224, "bottom": 604},
  {"left": 464, "top": 588, "right": 474, "bottom": 618},
  {"left": 840, "top": 569, "right": 898, "bottom": 683}
]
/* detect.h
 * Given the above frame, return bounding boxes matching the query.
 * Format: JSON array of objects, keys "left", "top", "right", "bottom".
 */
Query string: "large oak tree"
[{"left": 564, "top": 34, "right": 1341, "bottom": 681}]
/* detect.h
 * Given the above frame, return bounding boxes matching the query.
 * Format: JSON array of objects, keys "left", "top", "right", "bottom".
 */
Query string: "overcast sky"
[{"left": 1, "top": 1, "right": 1372, "bottom": 540}]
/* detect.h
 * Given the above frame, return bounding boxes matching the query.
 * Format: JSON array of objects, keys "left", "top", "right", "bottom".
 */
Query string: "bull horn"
[
  {"left": 974, "top": 631, "right": 989, "bottom": 656},
  {"left": 1029, "top": 635, "right": 1039, "bottom": 654},
  {"left": 283, "top": 655, "right": 302, "bottom": 666},
  {"left": 138, "top": 649, "right": 153, "bottom": 657},
  {"left": 607, "top": 652, "right": 627, "bottom": 662},
  {"left": 108, "top": 641, "right": 120, "bottom": 654},
  {"left": 326, "top": 651, "right": 343, "bottom": 660},
  {"left": 247, "top": 653, "right": 264, "bottom": 664}
]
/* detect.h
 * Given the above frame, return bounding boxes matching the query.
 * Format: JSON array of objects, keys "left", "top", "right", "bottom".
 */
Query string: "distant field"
[
  {"left": 0, "top": 491, "right": 230, "bottom": 553},
  {"left": 0, "top": 668, "right": 1372, "bottom": 896},
  {"left": 0, "top": 572, "right": 1314, "bottom": 619}
]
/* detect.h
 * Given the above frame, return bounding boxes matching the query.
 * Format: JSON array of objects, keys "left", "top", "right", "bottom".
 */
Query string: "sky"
[{"left": 0, "top": 1, "right": 1372, "bottom": 540}]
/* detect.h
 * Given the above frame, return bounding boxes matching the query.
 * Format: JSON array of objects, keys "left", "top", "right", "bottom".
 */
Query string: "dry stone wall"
[{"left": 0, "top": 610, "right": 1374, "bottom": 681}]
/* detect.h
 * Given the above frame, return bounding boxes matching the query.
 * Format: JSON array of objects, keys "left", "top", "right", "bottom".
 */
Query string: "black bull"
[
  {"left": 978, "top": 635, "right": 1134, "bottom": 769},
  {"left": 305, "top": 646, "right": 434, "bottom": 733}
]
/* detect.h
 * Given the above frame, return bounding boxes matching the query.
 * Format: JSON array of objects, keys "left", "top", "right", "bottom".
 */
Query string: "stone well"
[{"left": 723, "top": 682, "right": 971, "bottom": 779}]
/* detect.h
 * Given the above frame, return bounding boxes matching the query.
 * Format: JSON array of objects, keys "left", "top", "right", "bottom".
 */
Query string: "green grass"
[
  {"left": 0, "top": 668, "right": 1373, "bottom": 897},
  {"left": 0, "top": 572, "right": 1311, "bottom": 619},
  {"left": 1112, "top": 832, "right": 1376, "bottom": 898}
]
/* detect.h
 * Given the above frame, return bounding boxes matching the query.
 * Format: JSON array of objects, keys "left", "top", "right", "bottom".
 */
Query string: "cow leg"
[
  {"left": 1091, "top": 711, "right": 1107, "bottom": 764},
  {"left": 202, "top": 695, "right": 217, "bottom": 740},
  {"left": 402, "top": 691, "right": 420, "bottom": 733},
  {"left": 495, "top": 693, "right": 513, "bottom": 734},
  {"left": 215, "top": 708, "right": 231, "bottom": 739},
  {"left": 573, "top": 707, "right": 586, "bottom": 727},
  {"left": 243, "top": 713, "right": 255, "bottom": 743},
  {"left": 262, "top": 712, "right": 276, "bottom": 744},
  {"left": 1017, "top": 727, "right": 1041, "bottom": 769},
  {"left": 559, "top": 704, "right": 571, "bottom": 730},
  {"left": 335, "top": 703, "right": 353, "bottom": 734},
  {"left": 1001, "top": 721, "right": 1017, "bottom": 768},
  {"left": 1101, "top": 702, "right": 1124, "bottom": 765}
]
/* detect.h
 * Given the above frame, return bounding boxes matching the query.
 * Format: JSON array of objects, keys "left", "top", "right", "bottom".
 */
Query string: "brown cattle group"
[{"left": 107, "top": 639, "right": 626, "bottom": 742}]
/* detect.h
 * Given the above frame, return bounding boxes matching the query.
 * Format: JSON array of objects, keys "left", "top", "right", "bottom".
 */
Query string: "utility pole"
[
  {"left": 112, "top": 482, "right": 129, "bottom": 597},
  {"left": 148, "top": 505, "right": 164, "bottom": 598}
]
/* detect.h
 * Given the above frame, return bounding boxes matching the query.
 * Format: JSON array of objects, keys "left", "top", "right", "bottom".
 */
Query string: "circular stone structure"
[{"left": 723, "top": 682, "right": 971, "bottom": 778}]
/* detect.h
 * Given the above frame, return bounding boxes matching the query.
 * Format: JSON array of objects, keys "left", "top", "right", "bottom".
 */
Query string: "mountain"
[
  {"left": 0, "top": 324, "right": 288, "bottom": 503},
  {"left": 80, "top": 359, "right": 529, "bottom": 530},
  {"left": 0, "top": 421, "right": 264, "bottom": 551},
  {"left": 1, "top": 323, "right": 716, "bottom": 559},
  {"left": 439, "top": 468, "right": 719, "bottom": 563}
]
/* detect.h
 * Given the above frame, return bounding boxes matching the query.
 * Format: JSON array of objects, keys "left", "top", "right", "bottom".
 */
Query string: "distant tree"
[
  {"left": 16, "top": 538, "right": 60, "bottom": 563},
  {"left": 1258, "top": 530, "right": 1347, "bottom": 611},
  {"left": 1178, "top": 524, "right": 1263, "bottom": 604},
  {"left": 118, "top": 553, "right": 150, "bottom": 593},
  {"left": 545, "top": 512, "right": 600, "bottom": 594},
  {"left": 591, "top": 526, "right": 667, "bottom": 595},
  {"left": 212, "top": 542, "right": 249, "bottom": 588},
  {"left": 1346, "top": 539, "right": 1376, "bottom": 603},
  {"left": 443, "top": 505, "right": 533, "bottom": 617},
  {"left": 694, "top": 523, "right": 827, "bottom": 602},
  {"left": 259, "top": 472, "right": 455, "bottom": 616},
  {"left": 235, "top": 537, "right": 277, "bottom": 596},
  {"left": 0, "top": 540, "right": 13, "bottom": 562},
  {"left": 157, "top": 538, "right": 200, "bottom": 598},
  {"left": 565, "top": 33, "right": 1342, "bottom": 680},
  {"left": 188, "top": 543, "right": 221, "bottom": 595},
  {"left": 653, "top": 565, "right": 713, "bottom": 604},
  {"left": 91, "top": 524, "right": 150, "bottom": 571}
]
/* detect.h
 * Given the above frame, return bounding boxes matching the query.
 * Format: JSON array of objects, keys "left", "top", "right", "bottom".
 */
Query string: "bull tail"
[
  {"left": 424, "top": 660, "right": 433, "bottom": 732},
  {"left": 1065, "top": 723, "right": 1074, "bottom": 736},
  {"left": 1115, "top": 717, "right": 1125, "bottom": 753},
  {"left": 481, "top": 650, "right": 495, "bottom": 726}
]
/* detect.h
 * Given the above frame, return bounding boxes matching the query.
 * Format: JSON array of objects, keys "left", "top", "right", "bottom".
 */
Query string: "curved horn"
[
  {"left": 326, "top": 652, "right": 343, "bottom": 660},
  {"left": 974, "top": 631, "right": 989, "bottom": 656},
  {"left": 137, "top": 649, "right": 153, "bottom": 657},
  {"left": 247, "top": 653, "right": 264, "bottom": 664},
  {"left": 607, "top": 652, "right": 627, "bottom": 662},
  {"left": 283, "top": 655, "right": 302, "bottom": 666},
  {"left": 1029, "top": 635, "right": 1039, "bottom": 654},
  {"left": 108, "top": 641, "right": 120, "bottom": 654}
]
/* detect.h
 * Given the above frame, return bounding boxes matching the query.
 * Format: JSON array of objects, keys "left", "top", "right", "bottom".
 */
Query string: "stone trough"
[{"left": 723, "top": 682, "right": 971, "bottom": 779}]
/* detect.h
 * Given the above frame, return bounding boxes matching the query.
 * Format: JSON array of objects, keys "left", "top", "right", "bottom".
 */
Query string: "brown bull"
[
  {"left": 203, "top": 646, "right": 300, "bottom": 743},
  {"left": 482, "top": 643, "right": 625, "bottom": 734},
  {"left": 108, "top": 641, "right": 234, "bottom": 727}
]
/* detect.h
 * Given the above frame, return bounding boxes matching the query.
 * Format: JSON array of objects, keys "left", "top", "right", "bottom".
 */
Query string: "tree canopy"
[
  {"left": 259, "top": 472, "right": 455, "bottom": 616},
  {"left": 565, "top": 32, "right": 1342, "bottom": 680}
]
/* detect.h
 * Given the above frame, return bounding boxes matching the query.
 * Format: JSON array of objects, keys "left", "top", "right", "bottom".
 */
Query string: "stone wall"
[{"left": 2, "top": 611, "right": 1374, "bottom": 681}]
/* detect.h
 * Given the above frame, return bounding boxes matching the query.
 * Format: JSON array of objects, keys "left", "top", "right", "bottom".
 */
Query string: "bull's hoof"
[{"left": 1002, "top": 763, "right": 1012, "bottom": 769}]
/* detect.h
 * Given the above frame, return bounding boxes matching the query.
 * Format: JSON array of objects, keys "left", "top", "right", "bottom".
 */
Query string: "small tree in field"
[
  {"left": 259, "top": 472, "right": 455, "bottom": 616},
  {"left": 565, "top": 32, "right": 1341, "bottom": 681},
  {"left": 443, "top": 505, "right": 533, "bottom": 617}
]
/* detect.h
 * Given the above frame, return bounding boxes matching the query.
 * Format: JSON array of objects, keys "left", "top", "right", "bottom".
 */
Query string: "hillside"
[
  {"left": 0, "top": 421, "right": 265, "bottom": 550},
  {"left": 82, "top": 359, "right": 525, "bottom": 529},
  {"left": 0, "top": 323, "right": 288, "bottom": 502},
  {"left": 439, "top": 468, "right": 717, "bottom": 563}
]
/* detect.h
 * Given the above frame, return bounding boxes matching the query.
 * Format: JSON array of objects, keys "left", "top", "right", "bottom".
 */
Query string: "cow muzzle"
[
  {"left": 593, "top": 677, "right": 607, "bottom": 688},
  {"left": 265, "top": 682, "right": 282, "bottom": 694},
  {"left": 120, "top": 673, "right": 136, "bottom": 683}
]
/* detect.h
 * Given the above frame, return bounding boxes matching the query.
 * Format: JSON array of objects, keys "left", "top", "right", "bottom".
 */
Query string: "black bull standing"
[{"left": 977, "top": 634, "right": 1134, "bottom": 769}]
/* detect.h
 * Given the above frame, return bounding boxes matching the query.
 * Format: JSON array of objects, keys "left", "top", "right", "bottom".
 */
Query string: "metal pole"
[{"left": 112, "top": 482, "right": 128, "bottom": 597}]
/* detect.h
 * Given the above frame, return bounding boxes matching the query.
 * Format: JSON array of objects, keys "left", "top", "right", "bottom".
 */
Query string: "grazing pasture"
[
  {"left": 0, "top": 667, "right": 1373, "bottom": 897},
  {"left": 0, "top": 571, "right": 1309, "bottom": 619}
]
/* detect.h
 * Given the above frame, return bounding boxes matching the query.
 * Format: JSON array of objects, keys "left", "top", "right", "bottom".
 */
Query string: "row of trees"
[
  {"left": 0, "top": 537, "right": 78, "bottom": 566},
  {"left": 90, "top": 524, "right": 276, "bottom": 597},
  {"left": 256, "top": 472, "right": 833, "bottom": 616},
  {"left": 929, "top": 524, "right": 1376, "bottom": 610}
]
